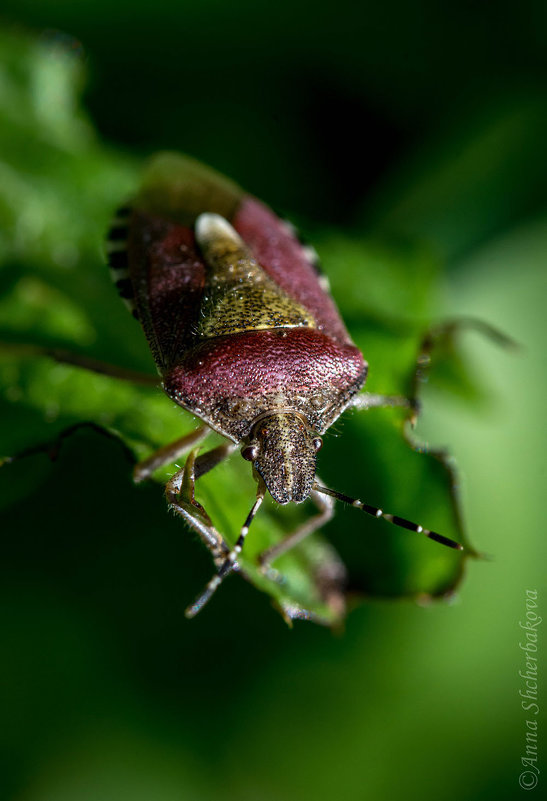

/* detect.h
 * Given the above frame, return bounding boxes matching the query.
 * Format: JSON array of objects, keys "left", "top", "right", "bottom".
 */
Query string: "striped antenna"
[
  {"left": 313, "top": 483, "right": 463, "bottom": 551},
  {"left": 185, "top": 486, "right": 266, "bottom": 618}
]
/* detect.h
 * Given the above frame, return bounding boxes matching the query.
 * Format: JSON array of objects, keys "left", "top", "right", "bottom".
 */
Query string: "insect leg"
[
  {"left": 166, "top": 444, "right": 236, "bottom": 562},
  {"left": 133, "top": 426, "right": 209, "bottom": 483},
  {"left": 401, "top": 316, "right": 515, "bottom": 556},
  {"left": 255, "top": 488, "right": 347, "bottom": 618},
  {"left": 408, "top": 316, "right": 518, "bottom": 402},
  {"left": 184, "top": 478, "right": 267, "bottom": 618},
  {"left": 0, "top": 342, "right": 158, "bottom": 386},
  {"left": 351, "top": 393, "right": 411, "bottom": 409},
  {"left": 351, "top": 317, "right": 516, "bottom": 423},
  {"left": 257, "top": 485, "right": 335, "bottom": 569},
  {"left": 350, "top": 392, "right": 418, "bottom": 418}
]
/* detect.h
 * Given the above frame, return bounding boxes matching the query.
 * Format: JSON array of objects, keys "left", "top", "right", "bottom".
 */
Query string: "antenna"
[{"left": 313, "top": 483, "right": 463, "bottom": 551}]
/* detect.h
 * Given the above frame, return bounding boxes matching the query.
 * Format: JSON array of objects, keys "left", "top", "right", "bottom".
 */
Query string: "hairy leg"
[
  {"left": 133, "top": 426, "right": 210, "bottom": 483},
  {"left": 257, "top": 486, "right": 335, "bottom": 569},
  {"left": 165, "top": 443, "right": 237, "bottom": 563}
]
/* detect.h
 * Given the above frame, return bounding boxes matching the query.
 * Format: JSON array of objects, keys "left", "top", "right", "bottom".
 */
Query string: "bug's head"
[{"left": 241, "top": 412, "right": 322, "bottom": 505}]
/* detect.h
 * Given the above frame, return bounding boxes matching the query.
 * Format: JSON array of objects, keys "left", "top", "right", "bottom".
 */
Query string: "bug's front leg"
[
  {"left": 257, "top": 486, "right": 335, "bottom": 569},
  {"left": 256, "top": 487, "right": 347, "bottom": 619},
  {"left": 165, "top": 443, "right": 236, "bottom": 563},
  {"left": 133, "top": 426, "right": 209, "bottom": 483}
]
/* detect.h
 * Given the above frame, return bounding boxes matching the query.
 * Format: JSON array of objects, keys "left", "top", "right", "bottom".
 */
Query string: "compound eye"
[
  {"left": 312, "top": 437, "right": 323, "bottom": 452},
  {"left": 241, "top": 444, "right": 259, "bottom": 462}
]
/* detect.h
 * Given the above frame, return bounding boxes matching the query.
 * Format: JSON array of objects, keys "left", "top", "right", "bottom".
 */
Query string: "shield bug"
[{"left": 106, "top": 152, "right": 464, "bottom": 619}]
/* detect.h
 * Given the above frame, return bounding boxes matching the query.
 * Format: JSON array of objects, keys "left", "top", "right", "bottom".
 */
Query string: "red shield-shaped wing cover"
[{"left": 108, "top": 153, "right": 367, "bottom": 438}]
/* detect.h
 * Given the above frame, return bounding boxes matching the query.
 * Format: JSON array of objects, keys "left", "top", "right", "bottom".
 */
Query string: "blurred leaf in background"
[{"left": 0, "top": 3, "right": 545, "bottom": 801}]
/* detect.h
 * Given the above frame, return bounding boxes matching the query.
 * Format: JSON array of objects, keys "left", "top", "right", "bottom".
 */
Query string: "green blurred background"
[{"left": 0, "top": 2, "right": 545, "bottom": 799}]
